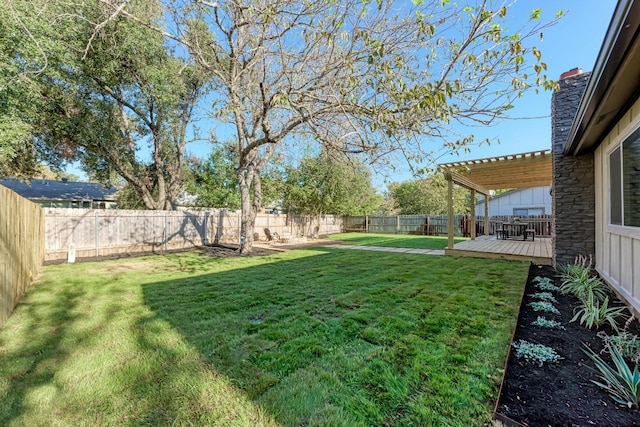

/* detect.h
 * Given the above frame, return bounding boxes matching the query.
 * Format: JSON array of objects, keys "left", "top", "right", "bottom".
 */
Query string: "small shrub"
[
  {"left": 571, "top": 293, "right": 626, "bottom": 331},
  {"left": 599, "top": 331, "right": 640, "bottom": 365},
  {"left": 562, "top": 275, "right": 610, "bottom": 304},
  {"left": 512, "top": 340, "right": 562, "bottom": 367},
  {"left": 531, "top": 316, "right": 565, "bottom": 330},
  {"left": 583, "top": 344, "right": 640, "bottom": 409},
  {"left": 528, "top": 292, "right": 558, "bottom": 303},
  {"left": 556, "top": 254, "right": 592, "bottom": 281},
  {"left": 533, "top": 276, "right": 560, "bottom": 292},
  {"left": 528, "top": 300, "right": 560, "bottom": 315}
]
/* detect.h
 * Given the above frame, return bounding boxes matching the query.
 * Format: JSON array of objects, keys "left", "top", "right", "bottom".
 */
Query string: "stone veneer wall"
[{"left": 551, "top": 72, "right": 595, "bottom": 265}]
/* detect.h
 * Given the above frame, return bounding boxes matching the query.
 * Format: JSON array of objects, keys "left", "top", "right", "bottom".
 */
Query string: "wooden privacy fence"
[
  {"left": 1, "top": 186, "right": 44, "bottom": 327},
  {"left": 44, "top": 209, "right": 343, "bottom": 262},
  {"left": 344, "top": 214, "right": 552, "bottom": 238},
  {"left": 343, "top": 215, "right": 468, "bottom": 236}
]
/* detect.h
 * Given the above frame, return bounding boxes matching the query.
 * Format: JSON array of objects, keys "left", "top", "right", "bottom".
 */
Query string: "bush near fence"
[
  {"left": 44, "top": 209, "right": 343, "bottom": 262},
  {"left": 343, "top": 214, "right": 552, "bottom": 238},
  {"left": 1, "top": 186, "right": 44, "bottom": 327}
]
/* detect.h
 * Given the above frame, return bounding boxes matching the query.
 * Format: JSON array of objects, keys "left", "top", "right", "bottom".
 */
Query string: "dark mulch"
[
  {"left": 198, "top": 244, "right": 281, "bottom": 258},
  {"left": 496, "top": 264, "right": 640, "bottom": 426}
]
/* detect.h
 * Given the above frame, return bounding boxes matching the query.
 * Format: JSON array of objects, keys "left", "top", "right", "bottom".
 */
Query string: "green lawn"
[
  {"left": 328, "top": 232, "right": 467, "bottom": 250},
  {"left": 0, "top": 248, "right": 527, "bottom": 426}
]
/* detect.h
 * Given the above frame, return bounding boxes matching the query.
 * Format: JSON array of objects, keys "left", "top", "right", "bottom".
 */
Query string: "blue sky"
[
  {"left": 426, "top": 0, "right": 617, "bottom": 163},
  {"left": 375, "top": 0, "right": 618, "bottom": 187},
  {"left": 66, "top": 0, "right": 618, "bottom": 189}
]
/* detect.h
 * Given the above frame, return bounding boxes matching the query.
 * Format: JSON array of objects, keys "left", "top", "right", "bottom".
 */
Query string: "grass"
[
  {"left": 0, "top": 248, "right": 528, "bottom": 426},
  {"left": 328, "top": 232, "right": 467, "bottom": 250}
]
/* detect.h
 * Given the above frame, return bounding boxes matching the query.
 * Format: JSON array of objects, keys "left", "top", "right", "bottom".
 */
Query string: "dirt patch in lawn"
[
  {"left": 496, "top": 264, "right": 640, "bottom": 426},
  {"left": 198, "top": 244, "right": 281, "bottom": 258}
]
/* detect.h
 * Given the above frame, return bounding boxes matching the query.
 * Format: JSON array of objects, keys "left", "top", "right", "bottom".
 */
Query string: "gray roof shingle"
[{"left": 0, "top": 178, "right": 117, "bottom": 201}]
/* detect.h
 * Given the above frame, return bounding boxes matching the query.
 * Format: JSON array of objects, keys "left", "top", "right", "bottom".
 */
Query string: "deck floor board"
[{"left": 446, "top": 236, "right": 552, "bottom": 264}]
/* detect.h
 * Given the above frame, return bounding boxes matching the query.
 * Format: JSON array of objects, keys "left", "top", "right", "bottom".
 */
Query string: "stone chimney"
[
  {"left": 551, "top": 69, "right": 595, "bottom": 265},
  {"left": 559, "top": 67, "right": 582, "bottom": 80}
]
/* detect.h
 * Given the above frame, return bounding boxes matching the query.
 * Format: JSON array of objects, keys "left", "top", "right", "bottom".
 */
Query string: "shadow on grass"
[
  {"left": 0, "top": 248, "right": 526, "bottom": 426},
  {"left": 0, "top": 274, "right": 141, "bottom": 425},
  {"left": 140, "top": 248, "right": 526, "bottom": 426},
  {"left": 0, "top": 286, "right": 83, "bottom": 425}
]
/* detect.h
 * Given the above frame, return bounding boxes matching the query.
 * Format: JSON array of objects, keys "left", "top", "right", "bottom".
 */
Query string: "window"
[
  {"left": 610, "top": 127, "right": 640, "bottom": 227},
  {"left": 513, "top": 208, "right": 544, "bottom": 216}
]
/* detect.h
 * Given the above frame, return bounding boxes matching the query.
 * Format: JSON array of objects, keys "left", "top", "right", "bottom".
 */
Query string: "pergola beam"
[
  {"left": 441, "top": 169, "right": 491, "bottom": 195},
  {"left": 440, "top": 150, "right": 552, "bottom": 190}
]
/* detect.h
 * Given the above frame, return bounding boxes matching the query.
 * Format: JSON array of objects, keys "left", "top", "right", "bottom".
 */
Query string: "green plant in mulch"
[
  {"left": 528, "top": 292, "right": 558, "bottom": 304},
  {"left": 532, "top": 276, "right": 560, "bottom": 292},
  {"left": 571, "top": 291, "right": 627, "bottom": 331},
  {"left": 598, "top": 326, "right": 640, "bottom": 366},
  {"left": 562, "top": 275, "right": 611, "bottom": 304},
  {"left": 556, "top": 254, "right": 593, "bottom": 280},
  {"left": 557, "top": 255, "right": 610, "bottom": 303},
  {"left": 531, "top": 316, "right": 565, "bottom": 330},
  {"left": 583, "top": 343, "right": 640, "bottom": 409},
  {"left": 528, "top": 300, "right": 560, "bottom": 315},
  {"left": 512, "top": 340, "right": 562, "bottom": 367}
]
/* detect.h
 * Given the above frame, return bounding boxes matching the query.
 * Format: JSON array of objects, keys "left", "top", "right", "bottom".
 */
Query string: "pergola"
[{"left": 438, "top": 150, "right": 552, "bottom": 248}]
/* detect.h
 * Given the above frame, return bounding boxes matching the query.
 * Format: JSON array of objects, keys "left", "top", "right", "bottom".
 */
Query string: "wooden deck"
[{"left": 445, "top": 235, "right": 552, "bottom": 265}]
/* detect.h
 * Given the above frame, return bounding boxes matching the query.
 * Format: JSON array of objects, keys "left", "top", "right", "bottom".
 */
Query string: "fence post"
[
  {"left": 396, "top": 215, "right": 400, "bottom": 234},
  {"left": 164, "top": 211, "right": 168, "bottom": 252},
  {"left": 365, "top": 215, "right": 369, "bottom": 233},
  {"left": 95, "top": 210, "right": 99, "bottom": 257},
  {"left": 203, "top": 211, "right": 209, "bottom": 245}
]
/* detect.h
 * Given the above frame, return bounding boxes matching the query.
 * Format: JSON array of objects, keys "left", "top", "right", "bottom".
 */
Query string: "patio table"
[{"left": 501, "top": 222, "right": 530, "bottom": 240}]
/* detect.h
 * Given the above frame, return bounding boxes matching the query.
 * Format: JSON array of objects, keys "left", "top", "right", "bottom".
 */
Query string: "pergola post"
[
  {"left": 470, "top": 189, "right": 476, "bottom": 240},
  {"left": 447, "top": 174, "right": 454, "bottom": 249},
  {"left": 484, "top": 195, "right": 489, "bottom": 236}
]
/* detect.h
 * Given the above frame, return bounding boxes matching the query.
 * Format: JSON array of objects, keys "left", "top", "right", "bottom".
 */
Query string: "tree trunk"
[{"left": 238, "top": 171, "right": 257, "bottom": 254}]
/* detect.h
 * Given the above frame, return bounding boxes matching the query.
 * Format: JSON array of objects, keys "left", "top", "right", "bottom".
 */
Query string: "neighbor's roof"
[
  {"left": 438, "top": 150, "right": 552, "bottom": 191},
  {"left": 0, "top": 178, "right": 117, "bottom": 201},
  {"left": 566, "top": 0, "right": 640, "bottom": 155}
]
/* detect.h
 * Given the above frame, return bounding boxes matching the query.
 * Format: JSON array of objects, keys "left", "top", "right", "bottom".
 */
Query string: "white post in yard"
[{"left": 67, "top": 243, "right": 76, "bottom": 263}]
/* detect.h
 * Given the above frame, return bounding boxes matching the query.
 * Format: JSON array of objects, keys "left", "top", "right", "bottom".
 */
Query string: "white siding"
[
  {"left": 476, "top": 186, "right": 551, "bottom": 217},
  {"left": 595, "top": 98, "right": 640, "bottom": 314}
]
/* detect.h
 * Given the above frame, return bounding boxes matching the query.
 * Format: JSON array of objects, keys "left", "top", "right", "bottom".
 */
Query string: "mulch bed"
[{"left": 496, "top": 264, "right": 640, "bottom": 426}]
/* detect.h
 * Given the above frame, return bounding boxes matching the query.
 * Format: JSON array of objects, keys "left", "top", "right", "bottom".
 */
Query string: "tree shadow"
[{"left": 139, "top": 247, "right": 393, "bottom": 425}]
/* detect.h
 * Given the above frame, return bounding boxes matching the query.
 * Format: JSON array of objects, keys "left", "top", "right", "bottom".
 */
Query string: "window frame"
[{"left": 607, "top": 126, "right": 640, "bottom": 229}]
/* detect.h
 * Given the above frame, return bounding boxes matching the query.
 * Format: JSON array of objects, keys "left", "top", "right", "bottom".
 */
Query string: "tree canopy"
[
  {"left": 3, "top": 0, "right": 560, "bottom": 252},
  {"left": 282, "top": 152, "right": 382, "bottom": 216},
  {"left": 3, "top": 0, "right": 208, "bottom": 209},
  {"left": 387, "top": 174, "right": 468, "bottom": 215}
]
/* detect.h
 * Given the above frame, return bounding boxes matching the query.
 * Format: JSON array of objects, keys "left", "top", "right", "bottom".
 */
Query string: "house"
[
  {"left": 475, "top": 186, "right": 551, "bottom": 218},
  {"left": 552, "top": 0, "right": 640, "bottom": 314},
  {"left": 0, "top": 178, "right": 117, "bottom": 209}
]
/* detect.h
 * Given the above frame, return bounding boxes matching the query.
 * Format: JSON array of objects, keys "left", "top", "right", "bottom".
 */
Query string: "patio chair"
[
  {"left": 524, "top": 229, "right": 535, "bottom": 241},
  {"left": 264, "top": 228, "right": 277, "bottom": 242}
]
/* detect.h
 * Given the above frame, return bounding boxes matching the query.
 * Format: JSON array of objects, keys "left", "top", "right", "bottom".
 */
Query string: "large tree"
[
  {"left": 3, "top": 1, "right": 208, "bottom": 209},
  {"left": 48, "top": 0, "right": 558, "bottom": 252}
]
